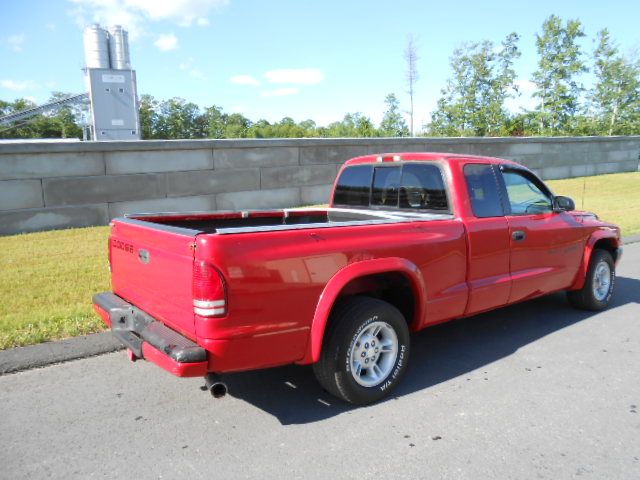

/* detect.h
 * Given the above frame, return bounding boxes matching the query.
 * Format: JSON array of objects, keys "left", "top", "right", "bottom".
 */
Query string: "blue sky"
[{"left": 1, "top": 0, "right": 639, "bottom": 129}]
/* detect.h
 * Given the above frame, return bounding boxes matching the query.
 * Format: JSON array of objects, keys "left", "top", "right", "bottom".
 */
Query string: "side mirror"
[{"left": 554, "top": 195, "right": 575, "bottom": 212}]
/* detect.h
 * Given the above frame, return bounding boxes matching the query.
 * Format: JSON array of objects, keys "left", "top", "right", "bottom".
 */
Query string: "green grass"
[
  {"left": 0, "top": 226, "right": 111, "bottom": 350},
  {"left": 0, "top": 171, "right": 638, "bottom": 350},
  {"left": 547, "top": 172, "right": 640, "bottom": 237}
]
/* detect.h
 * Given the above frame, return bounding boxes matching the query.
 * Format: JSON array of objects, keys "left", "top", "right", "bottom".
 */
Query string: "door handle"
[{"left": 512, "top": 230, "right": 526, "bottom": 241}]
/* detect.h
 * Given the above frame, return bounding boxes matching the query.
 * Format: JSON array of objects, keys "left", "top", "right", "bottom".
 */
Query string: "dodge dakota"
[{"left": 93, "top": 152, "right": 622, "bottom": 404}]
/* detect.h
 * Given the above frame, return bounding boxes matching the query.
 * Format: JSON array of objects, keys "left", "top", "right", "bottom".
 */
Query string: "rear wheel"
[
  {"left": 567, "top": 249, "right": 615, "bottom": 311},
  {"left": 313, "top": 296, "right": 410, "bottom": 405}
]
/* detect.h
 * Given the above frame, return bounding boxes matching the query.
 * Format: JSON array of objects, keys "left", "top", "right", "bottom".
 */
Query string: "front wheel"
[
  {"left": 567, "top": 249, "right": 615, "bottom": 311},
  {"left": 313, "top": 296, "right": 410, "bottom": 405}
]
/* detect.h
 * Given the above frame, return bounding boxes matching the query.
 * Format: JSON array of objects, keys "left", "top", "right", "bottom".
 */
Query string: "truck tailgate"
[{"left": 110, "top": 220, "right": 197, "bottom": 339}]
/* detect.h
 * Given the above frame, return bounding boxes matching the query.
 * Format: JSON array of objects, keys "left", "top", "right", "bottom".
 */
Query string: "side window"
[
  {"left": 333, "top": 165, "right": 373, "bottom": 207},
  {"left": 502, "top": 170, "right": 553, "bottom": 215},
  {"left": 463, "top": 164, "right": 504, "bottom": 218},
  {"left": 399, "top": 164, "right": 449, "bottom": 211},
  {"left": 371, "top": 166, "right": 401, "bottom": 207}
]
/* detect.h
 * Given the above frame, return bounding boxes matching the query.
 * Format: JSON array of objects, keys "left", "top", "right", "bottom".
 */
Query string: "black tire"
[
  {"left": 567, "top": 249, "right": 615, "bottom": 311},
  {"left": 313, "top": 296, "right": 410, "bottom": 405}
]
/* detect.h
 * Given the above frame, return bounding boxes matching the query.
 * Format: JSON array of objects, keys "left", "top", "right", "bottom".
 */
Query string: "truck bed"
[{"left": 124, "top": 208, "right": 453, "bottom": 235}]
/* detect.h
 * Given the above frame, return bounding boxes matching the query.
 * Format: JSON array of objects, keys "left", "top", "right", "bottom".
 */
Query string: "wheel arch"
[
  {"left": 299, "top": 257, "right": 426, "bottom": 364},
  {"left": 569, "top": 231, "right": 620, "bottom": 291}
]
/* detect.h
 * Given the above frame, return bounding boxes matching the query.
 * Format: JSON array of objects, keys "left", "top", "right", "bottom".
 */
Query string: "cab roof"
[{"left": 344, "top": 152, "right": 521, "bottom": 167}]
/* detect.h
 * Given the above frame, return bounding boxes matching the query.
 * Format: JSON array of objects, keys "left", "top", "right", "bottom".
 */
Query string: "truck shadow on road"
[{"left": 220, "top": 275, "right": 639, "bottom": 425}]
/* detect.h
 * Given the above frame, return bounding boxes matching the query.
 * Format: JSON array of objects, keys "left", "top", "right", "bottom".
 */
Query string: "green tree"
[
  {"left": 429, "top": 33, "right": 520, "bottom": 136},
  {"left": 154, "top": 97, "right": 206, "bottom": 139},
  {"left": 590, "top": 29, "right": 640, "bottom": 135},
  {"left": 380, "top": 93, "right": 409, "bottom": 137},
  {"left": 530, "top": 15, "right": 587, "bottom": 135},
  {"left": 139, "top": 94, "right": 159, "bottom": 139},
  {"left": 223, "top": 113, "right": 251, "bottom": 138}
]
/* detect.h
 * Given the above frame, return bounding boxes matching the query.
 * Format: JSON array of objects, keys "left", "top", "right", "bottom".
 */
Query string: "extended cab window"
[
  {"left": 333, "top": 165, "right": 372, "bottom": 206},
  {"left": 502, "top": 169, "right": 553, "bottom": 215},
  {"left": 464, "top": 164, "right": 504, "bottom": 218}
]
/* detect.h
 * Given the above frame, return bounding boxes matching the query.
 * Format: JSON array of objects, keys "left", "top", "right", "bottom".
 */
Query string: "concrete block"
[
  {"left": 505, "top": 155, "right": 544, "bottom": 169},
  {"left": 541, "top": 165, "right": 571, "bottom": 180},
  {"left": 105, "top": 149, "right": 213, "bottom": 174},
  {"left": 368, "top": 144, "right": 426, "bottom": 155},
  {"left": 620, "top": 160, "right": 640, "bottom": 172},
  {"left": 300, "top": 145, "right": 369, "bottom": 165},
  {"left": 462, "top": 142, "right": 512, "bottom": 157},
  {"left": 216, "top": 187, "right": 300, "bottom": 210},
  {"left": 570, "top": 164, "right": 596, "bottom": 178},
  {"left": 0, "top": 180, "right": 43, "bottom": 210},
  {"left": 422, "top": 143, "right": 472, "bottom": 155},
  {"left": 214, "top": 147, "right": 298, "bottom": 169},
  {"left": 603, "top": 150, "right": 633, "bottom": 162},
  {"left": 261, "top": 165, "right": 336, "bottom": 189},
  {"left": 0, "top": 152, "right": 104, "bottom": 180},
  {"left": 507, "top": 142, "right": 543, "bottom": 155},
  {"left": 587, "top": 141, "right": 624, "bottom": 152},
  {"left": 540, "top": 152, "right": 586, "bottom": 168},
  {"left": 541, "top": 141, "right": 589, "bottom": 155},
  {"left": 108, "top": 195, "right": 217, "bottom": 219},
  {"left": 595, "top": 162, "right": 621, "bottom": 175},
  {"left": 43, "top": 174, "right": 166, "bottom": 207},
  {"left": 166, "top": 169, "right": 259, "bottom": 197},
  {"left": 0, "top": 205, "right": 108, "bottom": 235},
  {"left": 300, "top": 184, "right": 332, "bottom": 205}
]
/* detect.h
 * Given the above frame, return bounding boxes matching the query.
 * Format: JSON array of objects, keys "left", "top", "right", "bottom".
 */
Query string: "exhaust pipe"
[{"left": 204, "top": 373, "right": 228, "bottom": 398}]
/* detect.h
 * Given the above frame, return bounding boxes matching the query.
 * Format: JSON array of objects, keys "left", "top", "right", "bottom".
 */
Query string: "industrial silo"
[
  {"left": 83, "top": 24, "right": 110, "bottom": 69},
  {"left": 108, "top": 25, "right": 131, "bottom": 70}
]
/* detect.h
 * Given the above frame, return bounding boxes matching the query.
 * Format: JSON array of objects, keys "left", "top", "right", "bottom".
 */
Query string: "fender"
[
  {"left": 297, "top": 257, "right": 427, "bottom": 365},
  {"left": 569, "top": 230, "right": 620, "bottom": 291}
]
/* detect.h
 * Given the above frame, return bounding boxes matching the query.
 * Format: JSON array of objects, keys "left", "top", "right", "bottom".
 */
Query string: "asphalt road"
[{"left": 1, "top": 244, "right": 639, "bottom": 479}]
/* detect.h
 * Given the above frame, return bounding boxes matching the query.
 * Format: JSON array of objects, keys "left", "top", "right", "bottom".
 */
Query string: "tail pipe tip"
[{"left": 204, "top": 373, "right": 228, "bottom": 399}]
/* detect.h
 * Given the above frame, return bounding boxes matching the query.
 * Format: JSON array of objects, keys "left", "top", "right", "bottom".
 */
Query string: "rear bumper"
[{"left": 92, "top": 292, "right": 208, "bottom": 377}]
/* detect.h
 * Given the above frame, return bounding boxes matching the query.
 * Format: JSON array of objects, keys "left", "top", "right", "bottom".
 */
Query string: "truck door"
[
  {"left": 462, "top": 163, "right": 512, "bottom": 315},
  {"left": 498, "top": 166, "right": 585, "bottom": 303}
]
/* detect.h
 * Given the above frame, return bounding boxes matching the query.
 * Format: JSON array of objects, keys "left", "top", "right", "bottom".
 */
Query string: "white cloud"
[
  {"left": 263, "top": 68, "right": 324, "bottom": 85},
  {"left": 6, "top": 34, "right": 25, "bottom": 52},
  {"left": 154, "top": 33, "right": 178, "bottom": 51},
  {"left": 1, "top": 79, "right": 39, "bottom": 91},
  {"left": 230, "top": 75, "right": 260, "bottom": 86},
  {"left": 260, "top": 87, "right": 300, "bottom": 98},
  {"left": 68, "top": 0, "right": 228, "bottom": 37}
]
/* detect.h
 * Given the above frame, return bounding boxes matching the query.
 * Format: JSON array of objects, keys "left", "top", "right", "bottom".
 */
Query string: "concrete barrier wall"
[{"left": 1, "top": 136, "right": 638, "bottom": 235}]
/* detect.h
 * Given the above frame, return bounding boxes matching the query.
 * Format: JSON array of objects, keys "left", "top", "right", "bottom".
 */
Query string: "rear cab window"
[{"left": 334, "top": 162, "right": 450, "bottom": 212}]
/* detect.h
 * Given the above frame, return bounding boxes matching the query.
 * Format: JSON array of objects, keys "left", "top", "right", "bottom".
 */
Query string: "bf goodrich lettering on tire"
[{"left": 313, "top": 296, "right": 410, "bottom": 405}]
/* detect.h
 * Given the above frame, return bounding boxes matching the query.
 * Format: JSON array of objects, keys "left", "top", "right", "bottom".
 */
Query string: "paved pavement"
[{"left": 1, "top": 244, "right": 638, "bottom": 479}]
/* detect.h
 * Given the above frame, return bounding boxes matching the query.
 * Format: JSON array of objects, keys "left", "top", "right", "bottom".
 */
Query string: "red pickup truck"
[{"left": 93, "top": 152, "right": 622, "bottom": 404}]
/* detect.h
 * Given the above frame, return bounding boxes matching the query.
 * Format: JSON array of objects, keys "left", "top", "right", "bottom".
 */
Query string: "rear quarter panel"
[{"left": 195, "top": 218, "right": 467, "bottom": 367}]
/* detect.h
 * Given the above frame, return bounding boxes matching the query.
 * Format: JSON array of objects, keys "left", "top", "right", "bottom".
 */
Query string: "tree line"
[
  {"left": 1, "top": 15, "right": 638, "bottom": 140},
  {"left": 429, "top": 17, "right": 640, "bottom": 137}
]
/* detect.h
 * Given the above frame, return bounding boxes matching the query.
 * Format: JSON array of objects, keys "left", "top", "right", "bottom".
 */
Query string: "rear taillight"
[{"left": 193, "top": 260, "right": 227, "bottom": 317}]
